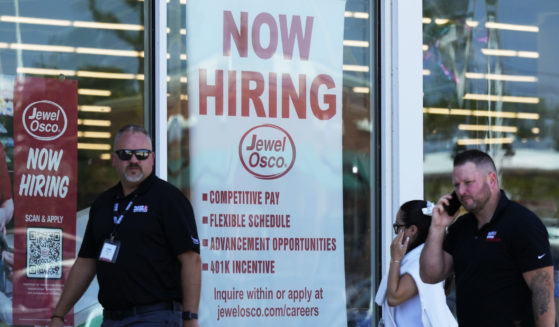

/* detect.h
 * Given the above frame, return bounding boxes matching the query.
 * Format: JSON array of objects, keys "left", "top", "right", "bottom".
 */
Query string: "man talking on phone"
[{"left": 420, "top": 149, "right": 555, "bottom": 327}]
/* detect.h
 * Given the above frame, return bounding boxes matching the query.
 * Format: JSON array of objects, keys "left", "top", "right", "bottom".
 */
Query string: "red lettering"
[
  {"left": 199, "top": 69, "right": 223, "bottom": 115},
  {"left": 223, "top": 11, "right": 313, "bottom": 60},
  {"left": 223, "top": 11, "right": 248, "bottom": 57},
  {"left": 281, "top": 73, "right": 306, "bottom": 119},
  {"left": 252, "top": 13, "right": 278, "bottom": 59},
  {"left": 198, "top": 70, "right": 337, "bottom": 120},
  {"left": 228, "top": 70, "right": 237, "bottom": 116},
  {"left": 279, "top": 15, "right": 313, "bottom": 60},
  {"left": 241, "top": 71, "right": 266, "bottom": 117},
  {"left": 310, "top": 74, "right": 336, "bottom": 120},
  {"left": 268, "top": 72, "right": 278, "bottom": 117}
]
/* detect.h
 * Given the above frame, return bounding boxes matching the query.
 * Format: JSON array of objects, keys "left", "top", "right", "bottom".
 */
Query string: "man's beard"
[
  {"left": 463, "top": 182, "right": 491, "bottom": 213},
  {"left": 124, "top": 164, "right": 144, "bottom": 183}
]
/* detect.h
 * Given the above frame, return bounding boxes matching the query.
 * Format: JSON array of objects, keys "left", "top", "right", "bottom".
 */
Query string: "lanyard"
[
  {"left": 113, "top": 199, "right": 134, "bottom": 225},
  {"left": 110, "top": 195, "right": 136, "bottom": 241}
]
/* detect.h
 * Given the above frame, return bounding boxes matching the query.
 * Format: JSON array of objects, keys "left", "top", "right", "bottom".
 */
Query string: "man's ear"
[{"left": 488, "top": 171, "right": 498, "bottom": 189}]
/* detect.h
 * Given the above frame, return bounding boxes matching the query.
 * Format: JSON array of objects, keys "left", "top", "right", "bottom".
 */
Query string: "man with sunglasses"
[{"left": 49, "top": 125, "right": 201, "bottom": 327}]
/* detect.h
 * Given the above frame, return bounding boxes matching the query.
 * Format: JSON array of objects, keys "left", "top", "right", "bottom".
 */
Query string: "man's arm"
[
  {"left": 420, "top": 199, "right": 455, "bottom": 283},
  {"left": 420, "top": 226, "right": 454, "bottom": 283},
  {"left": 523, "top": 266, "right": 555, "bottom": 327},
  {"left": 49, "top": 257, "right": 97, "bottom": 327},
  {"left": 178, "top": 250, "right": 201, "bottom": 327}
]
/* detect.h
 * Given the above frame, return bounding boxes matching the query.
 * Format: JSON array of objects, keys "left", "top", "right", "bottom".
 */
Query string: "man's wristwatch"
[{"left": 182, "top": 311, "right": 198, "bottom": 320}]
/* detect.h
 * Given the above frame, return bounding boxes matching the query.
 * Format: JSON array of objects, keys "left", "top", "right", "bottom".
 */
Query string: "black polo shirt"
[
  {"left": 79, "top": 173, "right": 200, "bottom": 310},
  {"left": 443, "top": 190, "right": 552, "bottom": 326}
]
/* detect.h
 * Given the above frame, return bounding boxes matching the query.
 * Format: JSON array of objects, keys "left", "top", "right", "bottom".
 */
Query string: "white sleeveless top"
[
  {"left": 394, "top": 293, "right": 422, "bottom": 326},
  {"left": 374, "top": 244, "right": 457, "bottom": 327}
]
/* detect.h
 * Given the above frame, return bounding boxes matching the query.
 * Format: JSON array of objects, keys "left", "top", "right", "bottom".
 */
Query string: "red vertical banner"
[{"left": 12, "top": 76, "right": 77, "bottom": 325}]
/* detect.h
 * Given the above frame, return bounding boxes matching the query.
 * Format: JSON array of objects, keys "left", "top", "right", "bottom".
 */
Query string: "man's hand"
[
  {"left": 432, "top": 194, "right": 459, "bottom": 230},
  {"left": 48, "top": 316, "right": 65, "bottom": 327},
  {"left": 419, "top": 194, "right": 456, "bottom": 284},
  {"left": 179, "top": 251, "right": 201, "bottom": 327},
  {"left": 183, "top": 319, "right": 200, "bottom": 327},
  {"left": 49, "top": 257, "right": 97, "bottom": 327}
]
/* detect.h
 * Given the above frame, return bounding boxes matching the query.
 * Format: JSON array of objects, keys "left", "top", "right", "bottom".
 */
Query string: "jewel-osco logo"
[
  {"left": 239, "top": 124, "right": 296, "bottom": 180},
  {"left": 22, "top": 100, "right": 67, "bottom": 141}
]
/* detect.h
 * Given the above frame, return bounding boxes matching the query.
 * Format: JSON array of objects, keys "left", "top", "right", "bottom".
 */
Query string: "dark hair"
[
  {"left": 453, "top": 149, "right": 496, "bottom": 172},
  {"left": 399, "top": 200, "right": 432, "bottom": 251},
  {"left": 114, "top": 124, "right": 153, "bottom": 150}
]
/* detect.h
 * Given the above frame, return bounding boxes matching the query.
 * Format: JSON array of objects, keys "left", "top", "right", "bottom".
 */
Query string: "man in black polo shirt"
[
  {"left": 49, "top": 125, "right": 201, "bottom": 327},
  {"left": 420, "top": 149, "right": 555, "bottom": 326}
]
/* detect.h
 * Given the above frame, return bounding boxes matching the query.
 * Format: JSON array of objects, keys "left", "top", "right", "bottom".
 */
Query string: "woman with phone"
[{"left": 375, "top": 200, "right": 457, "bottom": 327}]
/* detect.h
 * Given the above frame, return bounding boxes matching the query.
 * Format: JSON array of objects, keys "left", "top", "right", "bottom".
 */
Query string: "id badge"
[{"left": 99, "top": 239, "right": 121, "bottom": 263}]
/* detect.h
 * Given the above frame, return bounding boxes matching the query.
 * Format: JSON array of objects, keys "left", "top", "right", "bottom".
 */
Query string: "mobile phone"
[{"left": 444, "top": 191, "right": 461, "bottom": 215}]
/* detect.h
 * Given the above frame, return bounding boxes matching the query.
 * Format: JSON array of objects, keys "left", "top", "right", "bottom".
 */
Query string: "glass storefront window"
[
  {"left": 0, "top": 0, "right": 380, "bottom": 325},
  {"left": 423, "top": 0, "right": 559, "bottom": 319},
  {"left": 0, "top": 0, "right": 148, "bottom": 209},
  {"left": 167, "top": 0, "right": 377, "bottom": 326},
  {"left": 0, "top": 0, "right": 148, "bottom": 325}
]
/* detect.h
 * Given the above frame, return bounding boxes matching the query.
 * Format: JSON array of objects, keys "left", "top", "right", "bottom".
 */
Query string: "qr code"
[{"left": 26, "top": 227, "right": 63, "bottom": 279}]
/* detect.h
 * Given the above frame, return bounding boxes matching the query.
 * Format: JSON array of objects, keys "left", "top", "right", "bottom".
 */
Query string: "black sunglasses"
[
  {"left": 392, "top": 223, "right": 407, "bottom": 234},
  {"left": 114, "top": 149, "right": 152, "bottom": 161}
]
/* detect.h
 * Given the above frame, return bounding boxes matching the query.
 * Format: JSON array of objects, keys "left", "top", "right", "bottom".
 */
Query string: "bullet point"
[
  {"left": 202, "top": 216, "right": 208, "bottom": 224},
  {"left": 202, "top": 239, "right": 208, "bottom": 247},
  {"left": 202, "top": 193, "right": 208, "bottom": 201},
  {"left": 202, "top": 263, "right": 208, "bottom": 271}
]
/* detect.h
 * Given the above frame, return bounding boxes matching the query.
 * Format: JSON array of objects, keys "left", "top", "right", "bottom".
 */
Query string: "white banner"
[{"left": 187, "top": 1, "right": 347, "bottom": 325}]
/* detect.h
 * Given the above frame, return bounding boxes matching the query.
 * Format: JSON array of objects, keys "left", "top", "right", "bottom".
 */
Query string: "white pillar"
[
  {"left": 154, "top": 0, "right": 168, "bottom": 180},
  {"left": 380, "top": 0, "right": 423, "bottom": 274}
]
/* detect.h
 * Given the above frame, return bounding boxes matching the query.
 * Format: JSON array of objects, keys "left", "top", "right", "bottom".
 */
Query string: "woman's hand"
[
  {"left": 390, "top": 229, "right": 409, "bottom": 262},
  {"left": 387, "top": 230, "right": 417, "bottom": 306}
]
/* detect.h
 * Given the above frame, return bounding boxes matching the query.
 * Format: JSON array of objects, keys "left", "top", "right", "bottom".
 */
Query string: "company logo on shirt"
[
  {"left": 133, "top": 205, "right": 148, "bottom": 213},
  {"left": 486, "top": 231, "right": 502, "bottom": 242}
]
